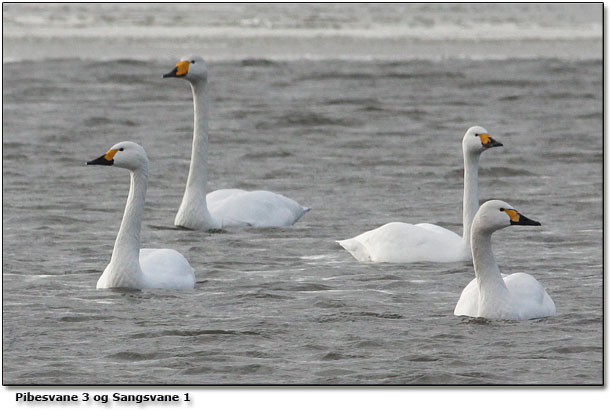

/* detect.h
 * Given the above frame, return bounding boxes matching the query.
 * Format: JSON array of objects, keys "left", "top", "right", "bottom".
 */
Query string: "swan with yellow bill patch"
[
  {"left": 87, "top": 141, "right": 195, "bottom": 290},
  {"left": 454, "top": 200, "right": 555, "bottom": 320},
  {"left": 337, "top": 125, "right": 502, "bottom": 263},
  {"left": 163, "top": 56, "right": 309, "bottom": 230}
]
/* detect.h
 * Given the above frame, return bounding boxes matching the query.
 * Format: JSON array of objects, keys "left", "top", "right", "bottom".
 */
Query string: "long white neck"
[
  {"left": 471, "top": 226, "right": 510, "bottom": 312},
  {"left": 186, "top": 79, "right": 210, "bottom": 197},
  {"left": 462, "top": 151, "right": 480, "bottom": 248},
  {"left": 175, "top": 78, "right": 220, "bottom": 229},
  {"left": 107, "top": 166, "right": 148, "bottom": 286}
]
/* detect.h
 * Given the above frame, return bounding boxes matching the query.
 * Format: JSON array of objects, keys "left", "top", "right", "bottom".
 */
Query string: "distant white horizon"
[{"left": 2, "top": 3, "right": 602, "bottom": 62}]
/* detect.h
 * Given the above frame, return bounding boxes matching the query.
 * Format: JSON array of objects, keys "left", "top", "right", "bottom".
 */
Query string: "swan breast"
[{"left": 139, "top": 248, "right": 195, "bottom": 290}]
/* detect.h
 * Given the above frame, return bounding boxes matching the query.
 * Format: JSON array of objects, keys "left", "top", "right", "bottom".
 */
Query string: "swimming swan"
[
  {"left": 337, "top": 126, "right": 502, "bottom": 263},
  {"left": 454, "top": 200, "right": 555, "bottom": 320},
  {"left": 163, "top": 56, "right": 309, "bottom": 230},
  {"left": 87, "top": 142, "right": 195, "bottom": 290}
]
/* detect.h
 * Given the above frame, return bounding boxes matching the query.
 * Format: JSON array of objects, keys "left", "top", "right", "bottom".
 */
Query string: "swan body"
[
  {"left": 454, "top": 200, "right": 555, "bottom": 320},
  {"left": 338, "top": 126, "right": 502, "bottom": 263},
  {"left": 164, "top": 56, "right": 309, "bottom": 230},
  {"left": 206, "top": 189, "right": 308, "bottom": 228},
  {"left": 337, "top": 222, "right": 465, "bottom": 263},
  {"left": 87, "top": 142, "right": 195, "bottom": 290}
]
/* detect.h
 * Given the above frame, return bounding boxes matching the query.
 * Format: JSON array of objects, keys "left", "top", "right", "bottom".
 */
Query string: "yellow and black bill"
[
  {"left": 87, "top": 149, "right": 117, "bottom": 166},
  {"left": 505, "top": 209, "right": 541, "bottom": 226},
  {"left": 163, "top": 61, "right": 190, "bottom": 78},
  {"left": 479, "top": 133, "right": 503, "bottom": 148}
]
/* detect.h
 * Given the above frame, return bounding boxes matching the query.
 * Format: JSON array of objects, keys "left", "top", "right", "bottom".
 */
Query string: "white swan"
[
  {"left": 337, "top": 126, "right": 502, "bottom": 263},
  {"left": 163, "top": 56, "right": 309, "bottom": 230},
  {"left": 454, "top": 200, "right": 555, "bottom": 320},
  {"left": 87, "top": 142, "right": 195, "bottom": 290}
]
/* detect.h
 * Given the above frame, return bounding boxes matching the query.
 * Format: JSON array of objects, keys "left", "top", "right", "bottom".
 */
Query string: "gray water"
[{"left": 2, "top": 4, "right": 603, "bottom": 385}]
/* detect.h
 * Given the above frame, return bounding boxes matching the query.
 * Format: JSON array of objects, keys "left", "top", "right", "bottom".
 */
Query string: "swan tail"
[
  {"left": 291, "top": 206, "right": 310, "bottom": 224},
  {"left": 336, "top": 238, "right": 372, "bottom": 262}
]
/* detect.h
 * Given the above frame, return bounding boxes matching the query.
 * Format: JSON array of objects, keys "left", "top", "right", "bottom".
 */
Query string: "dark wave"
[
  {"left": 256, "top": 112, "right": 358, "bottom": 129},
  {"left": 325, "top": 97, "right": 381, "bottom": 106},
  {"left": 130, "top": 329, "right": 262, "bottom": 339},
  {"left": 107, "top": 351, "right": 165, "bottom": 361},
  {"left": 461, "top": 79, "right": 540, "bottom": 88},
  {"left": 265, "top": 281, "right": 333, "bottom": 292},
  {"left": 242, "top": 150, "right": 293, "bottom": 159},
  {"left": 59, "top": 315, "right": 117, "bottom": 322},
  {"left": 317, "top": 311, "right": 403, "bottom": 323},
  {"left": 384, "top": 71, "right": 465, "bottom": 79},
  {"left": 83, "top": 116, "right": 139, "bottom": 127},
  {"left": 240, "top": 58, "right": 282, "bottom": 67},
  {"left": 444, "top": 166, "right": 537, "bottom": 178},
  {"left": 297, "top": 72, "right": 376, "bottom": 82}
]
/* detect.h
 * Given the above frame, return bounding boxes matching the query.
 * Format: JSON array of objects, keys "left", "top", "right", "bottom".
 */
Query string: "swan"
[
  {"left": 454, "top": 200, "right": 555, "bottom": 320},
  {"left": 163, "top": 56, "right": 309, "bottom": 230},
  {"left": 87, "top": 141, "right": 195, "bottom": 290},
  {"left": 337, "top": 126, "right": 502, "bottom": 263}
]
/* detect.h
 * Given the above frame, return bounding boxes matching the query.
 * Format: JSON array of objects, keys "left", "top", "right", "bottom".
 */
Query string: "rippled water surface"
[
  {"left": 2, "top": 56, "right": 602, "bottom": 385},
  {"left": 1, "top": 0, "right": 604, "bottom": 388}
]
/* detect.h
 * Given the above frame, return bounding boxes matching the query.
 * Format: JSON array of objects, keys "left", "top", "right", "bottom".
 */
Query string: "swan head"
[
  {"left": 87, "top": 141, "right": 148, "bottom": 171},
  {"left": 163, "top": 56, "right": 208, "bottom": 82},
  {"left": 462, "top": 126, "right": 503, "bottom": 155},
  {"left": 473, "top": 200, "right": 541, "bottom": 234}
]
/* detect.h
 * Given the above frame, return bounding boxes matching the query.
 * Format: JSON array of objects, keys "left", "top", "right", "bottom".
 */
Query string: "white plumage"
[
  {"left": 338, "top": 126, "right": 502, "bottom": 263},
  {"left": 164, "top": 56, "right": 309, "bottom": 230},
  {"left": 454, "top": 200, "right": 555, "bottom": 320},
  {"left": 88, "top": 141, "right": 195, "bottom": 290},
  {"left": 207, "top": 189, "right": 308, "bottom": 228}
]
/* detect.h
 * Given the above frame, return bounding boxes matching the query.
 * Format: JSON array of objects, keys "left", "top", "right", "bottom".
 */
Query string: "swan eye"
[
  {"left": 119, "top": 148, "right": 124, "bottom": 151},
  {"left": 475, "top": 133, "right": 479, "bottom": 137},
  {"left": 190, "top": 60, "right": 195, "bottom": 64},
  {"left": 499, "top": 208, "right": 505, "bottom": 212}
]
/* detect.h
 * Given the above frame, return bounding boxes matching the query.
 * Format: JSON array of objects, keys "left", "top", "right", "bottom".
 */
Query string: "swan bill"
[
  {"left": 506, "top": 209, "right": 541, "bottom": 226},
  {"left": 479, "top": 133, "right": 503, "bottom": 149},
  {"left": 87, "top": 149, "right": 118, "bottom": 166},
  {"left": 163, "top": 61, "right": 189, "bottom": 78}
]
